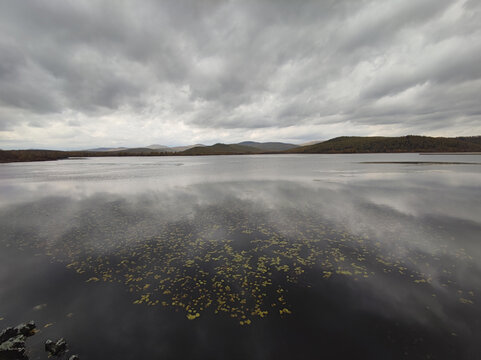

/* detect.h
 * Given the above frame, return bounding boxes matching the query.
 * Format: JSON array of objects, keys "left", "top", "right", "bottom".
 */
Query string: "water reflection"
[{"left": 0, "top": 155, "right": 480, "bottom": 359}]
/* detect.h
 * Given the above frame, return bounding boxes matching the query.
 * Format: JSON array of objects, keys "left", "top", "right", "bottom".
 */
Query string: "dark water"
[{"left": 1, "top": 154, "right": 480, "bottom": 359}]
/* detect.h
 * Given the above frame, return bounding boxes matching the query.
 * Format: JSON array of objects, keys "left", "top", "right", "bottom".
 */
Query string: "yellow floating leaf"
[{"left": 186, "top": 312, "right": 200, "bottom": 320}]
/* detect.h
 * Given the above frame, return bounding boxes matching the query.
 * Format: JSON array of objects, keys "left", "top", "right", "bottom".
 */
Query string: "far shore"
[
  {"left": 2, "top": 135, "right": 481, "bottom": 163},
  {"left": 1, "top": 151, "right": 481, "bottom": 164}
]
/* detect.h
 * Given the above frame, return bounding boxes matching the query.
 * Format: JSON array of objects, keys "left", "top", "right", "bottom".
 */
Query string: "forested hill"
[
  {"left": 237, "top": 141, "right": 298, "bottom": 151},
  {"left": 288, "top": 136, "right": 481, "bottom": 154},
  {"left": 0, "top": 150, "right": 70, "bottom": 163},
  {"left": 179, "top": 143, "right": 262, "bottom": 155},
  {"left": 456, "top": 136, "right": 481, "bottom": 146}
]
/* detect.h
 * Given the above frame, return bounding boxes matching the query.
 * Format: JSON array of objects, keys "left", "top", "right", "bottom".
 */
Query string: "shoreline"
[{"left": 2, "top": 150, "right": 481, "bottom": 164}]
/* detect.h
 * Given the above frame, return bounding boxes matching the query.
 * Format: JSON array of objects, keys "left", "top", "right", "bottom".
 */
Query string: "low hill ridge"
[
  {"left": 180, "top": 143, "right": 262, "bottom": 155},
  {"left": 237, "top": 141, "right": 298, "bottom": 151},
  {"left": 289, "top": 136, "right": 481, "bottom": 153}
]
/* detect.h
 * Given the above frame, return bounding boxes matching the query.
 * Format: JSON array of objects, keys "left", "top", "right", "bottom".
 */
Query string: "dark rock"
[
  {"left": 44, "top": 339, "right": 54, "bottom": 352},
  {"left": 0, "top": 322, "right": 36, "bottom": 360},
  {"left": 2, "top": 322, "right": 78, "bottom": 360},
  {"left": 0, "top": 321, "right": 36, "bottom": 344},
  {"left": 14, "top": 322, "right": 36, "bottom": 337},
  {"left": 45, "top": 338, "right": 67, "bottom": 357},
  {"left": 0, "top": 334, "right": 27, "bottom": 360},
  {"left": 0, "top": 328, "right": 18, "bottom": 344}
]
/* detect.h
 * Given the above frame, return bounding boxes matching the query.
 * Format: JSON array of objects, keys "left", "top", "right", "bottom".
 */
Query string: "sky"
[{"left": 0, "top": 0, "right": 480, "bottom": 150}]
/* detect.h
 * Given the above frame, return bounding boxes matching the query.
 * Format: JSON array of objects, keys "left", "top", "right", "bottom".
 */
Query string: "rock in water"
[
  {"left": 0, "top": 321, "right": 36, "bottom": 360},
  {"left": 1, "top": 322, "right": 77, "bottom": 360},
  {"left": 44, "top": 340, "right": 54, "bottom": 353},
  {"left": 14, "top": 322, "right": 36, "bottom": 338},
  {"left": 0, "top": 335, "right": 28, "bottom": 360},
  {"left": 45, "top": 338, "right": 67, "bottom": 357},
  {"left": 0, "top": 328, "right": 19, "bottom": 344}
]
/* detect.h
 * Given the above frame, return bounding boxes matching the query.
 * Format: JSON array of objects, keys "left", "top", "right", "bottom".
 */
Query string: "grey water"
[{"left": 1, "top": 154, "right": 480, "bottom": 359}]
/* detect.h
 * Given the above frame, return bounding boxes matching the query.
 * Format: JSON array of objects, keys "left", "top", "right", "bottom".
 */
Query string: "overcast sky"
[{"left": 0, "top": 0, "right": 480, "bottom": 149}]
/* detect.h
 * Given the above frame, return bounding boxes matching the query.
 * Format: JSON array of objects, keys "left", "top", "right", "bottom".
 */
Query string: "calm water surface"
[{"left": 1, "top": 154, "right": 480, "bottom": 359}]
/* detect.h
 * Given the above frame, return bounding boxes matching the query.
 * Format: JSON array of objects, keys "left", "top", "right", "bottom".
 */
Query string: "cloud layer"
[{"left": 0, "top": 0, "right": 480, "bottom": 149}]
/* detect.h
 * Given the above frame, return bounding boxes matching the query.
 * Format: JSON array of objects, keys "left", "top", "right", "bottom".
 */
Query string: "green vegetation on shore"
[
  {"left": 180, "top": 143, "right": 262, "bottom": 155},
  {"left": 0, "top": 149, "right": 172, "bottom": 163},
  {"left": 288, "top": 135, "right": 481, "bottom": 154},
  {"left": 1, "top": 136, "right": 480, "bottom": 163},
  {"left": 0, "top": 150, "right": 70, "bottom": 163}
]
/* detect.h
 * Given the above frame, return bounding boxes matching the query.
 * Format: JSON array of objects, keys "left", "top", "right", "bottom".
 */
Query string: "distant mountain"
[
  {"left": 86, "top": 144, "right": 207, "bottom": 153},
  {"left": 86, "top": 147, "right": 128, "bottom": 152},
  {"left": 146, "top": 144, "right": 170, "bottom": 150},
  {"left": 298, "top": 140, "right": 322, "bottom": 147},
  {"left": 288, "top": 136, "right": 481, "bottom": 153},
  {"left": 167, "top": 144, "right": 207, "bottom": 152},
  {"left": 179, "top": 143, "right": 262, "bottom": 155},
  {"left": 236, "top": 141, "right": 298, "bottom": 152},
  {"left": 137, "top": 144, "right": 208, "bottom": 152},
  {"left": 117, "top": 147, "right": 171, "bottom": 154}
]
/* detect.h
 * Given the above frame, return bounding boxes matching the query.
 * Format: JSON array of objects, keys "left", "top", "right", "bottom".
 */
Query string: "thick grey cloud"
[{"left": 0, "top": 0, "right": 480, "bottom": 148}]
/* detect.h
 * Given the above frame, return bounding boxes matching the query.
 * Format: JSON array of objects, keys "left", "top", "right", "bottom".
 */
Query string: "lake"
[{"left": 1, "top": 154, "right": 480, "bottom": 359}]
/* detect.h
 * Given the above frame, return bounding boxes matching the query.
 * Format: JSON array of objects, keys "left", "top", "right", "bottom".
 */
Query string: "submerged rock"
[
  {"left": 32, "top": 304, "right": 47, "bottom": 312},
  {"left": 0, "top": 321, "right": 36, "bottom": 360}
]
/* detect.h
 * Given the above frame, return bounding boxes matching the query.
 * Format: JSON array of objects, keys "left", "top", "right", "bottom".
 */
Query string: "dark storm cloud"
[{"left": 0, "top": 0, "right": 480, "bottom": 146}]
